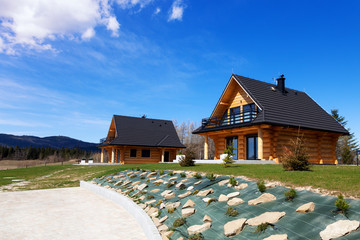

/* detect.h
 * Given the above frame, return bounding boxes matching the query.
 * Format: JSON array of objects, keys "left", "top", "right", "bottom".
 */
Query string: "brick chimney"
[{"left": 276, "top": 74, "right": 286, "bottom": 93}]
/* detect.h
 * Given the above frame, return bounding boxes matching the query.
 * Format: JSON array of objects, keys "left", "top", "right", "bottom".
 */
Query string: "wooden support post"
[
  {"left": 111, "top": 147, "right": 115, "bottom": 163},
  {"left": 120, "top": 149, "right": 125, "bottom": 164},
  {"left": 101, "top": 148, "right": 104, "bottom": 163},
  {"left": 204, "top": 135, "right": 209, "bottom": 160},
  {"left": 161, "top": 148, "right": 165, "bottom": 163},
  {"left": 258, "top": 127, "right": 263, "bottom": 160}
]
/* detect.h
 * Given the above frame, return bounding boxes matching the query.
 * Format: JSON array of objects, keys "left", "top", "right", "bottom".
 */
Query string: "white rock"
[
  {"left": 161, "top": 190, "right": 173, "bottom": 197},
  {"left": 320, "top": 220, "right": 360, "bottom": 240},
  {"left": 247, "top": 212, "right": 286, "bottom": 226},
  {"left": 182, "top": 208, "right": 196, "bottom": 217},
  {"left": 203, "top": 197, "right": 211, "bottom": 203},
  {"left": 248, "top": 193, "right": 277, "bottom": 205},
  {"left": 178, "top": 191, "right": 191, "bottom": 199},
  {"left": 147, "top": 207, "right": 159, "bottom": 217},
  {"left": 194, "top": 180, "right": 203, "bottom": 185},
  {"left": 147, "top": 172, "right": 157, "bottom": 178},
  {"left": 153, "top": 217, "right": 161, "bottom": 227},
  {"left": 137, "top": 183, "right": 148, "bottom": 191},
  {"left": 203, "top": 215, "right": 212, "bottom": 222},
  {"left": 263, "top": 234, "right": 288, "bottom": 240},
  {"left": 235, "top": 183, "right": 248, "bottom": 190},
  {"left": 140, "top": 172, "right": 147, "bottom": 177},
  {"left": 159, "top": 215, "right": 168, "bottom": 223},
  {"left": 169, "top": 177, "right": 178, "bottom": 181},
  {"left": 197, "top": 188, "right": 214, "bottom": 197},
  {"left": 131, "top": 181, "right": 141, "bottom": 186},
  {"left": 227, "top": 198, "right": 244, "bottom": 206},
  {"left": 150, "top": 189, "right": 160, "bottom": 193},
  {"left": 145, "top": 200, "right": 156, "bottom": 205},
  {"left": 153, "top": 179, "right": 164, "bottom": 184},
  {"left": 164, "top": 192, "right": 176, "bottom": 199},
  {"left": 224, "top": 218, "right": 247, "bottom": 237},
  {"left": 265, "top": 182, "right": 277, "bottom": 188},
  {"left": 218, "top": 179, "right": 229, "bottom": 186},
  {"left": 218, "top": 194, "right": 229, "bottom": 202},
  {"left": 182, "top": 199, "right": 195, "bottom": 209},
  {"left": 227, "top": 192, "right": 240, "bottom": 198},
  {"left": 160, "top": 203, "right": 165, "bottom": 209},
  {"left": 187, "top": 222, "right": 211, "bottom": 235},
  {"left": 187, "top": 186, "right": 194, "bottom": 191},
  {"left": 165, "top": 202, "right": 181, "bottom": 209},
  {"left": 158, "top": 224, "right": 169, "bottom": 232},
  {"left": 176, "top": 183, "right": 186, "bottom": 189},
  {"left": 296, "top": 202, "right": 315, "bottom": 213}
]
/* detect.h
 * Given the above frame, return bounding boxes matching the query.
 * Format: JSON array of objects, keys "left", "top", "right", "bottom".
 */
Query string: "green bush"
[
  {"left": 255, "top": 223, "right": 270, "bottom": 234},
  {"left": 154, "top": 200, "right": 163, "bottom": 207},
  {"left": 225, "top": 207, "right": 239, "bottom": 217},
  {"left": 206, "top": 198, "right": 216, "bottom": 206},
  {"left": 189, "top": 233, "right": 203, "bottom": 240},
  {"left": 335, "top": 194, "right": 350, "bottom": 214},
  {"left": 206, "top": 173, "right": 216, "bottom": 181},
  {"left": 146, "top": 194, "right": 154, "bottom": 200},
  {"left": 129, "top": 174, "right": 136, "bottom": 178},
  {"left": 179, "top": 149, "right": 195, "bottom": 167},
  {"left": 284, "top": 188, "right": 297, "bottom": 201},
  {"left": 159, "top": 170, "right": 164, "bottom": 175},
  {"left": 223, "top": 145, "right": 235, "bottom": 167},
  {"left": 192, "top": 190, "right": 199, "bottom": 195},
  {"left": 168, "top": 171, "right": 174, "bottom": 176},
  {"left": 194, "top": 173, "right": 202, "bottom": 179},
  {"left": 166, "top": 182, "right": 175, "bottom": 188},
  {"left": 257, "top": 180, "right": 266, "bottom": 193},
  {"left": 229, "top": 177, "right": 238, "bottom": 186},
  {"left": 173, "top": 218, "right": 186, "bottom": 228},
  {"left": 140, "top": 176, "right": 145, "bottom": 179},
  {"left": 136, "top": 167, "right": 140, "bottom": 171},
  {"left": 180, "top": 172, "right": 186, "bottom": 178},
  {"left": 167, "top": 208, "right": 175, "bottom": 214},
  {"left": 282, "top": 134, "right": 310, "bottom": 171}
]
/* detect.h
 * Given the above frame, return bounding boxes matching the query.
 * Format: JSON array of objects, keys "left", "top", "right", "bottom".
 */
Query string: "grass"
[{"left": 1, "top": 163, "right": 360, "bottom": 197}]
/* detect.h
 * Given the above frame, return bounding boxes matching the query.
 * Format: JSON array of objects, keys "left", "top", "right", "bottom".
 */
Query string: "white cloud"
[
  {"left": 168, "top": 0, "right": 185, "bottom": 21},
  {"left": 115, "top": 0, "right": 153, "bottom": 9},
  {"left": 154, "top": 7, "right": 161, "bottom": 15},
  {"left": 0, "top": 0, "right": 120, "bottom": 54}
]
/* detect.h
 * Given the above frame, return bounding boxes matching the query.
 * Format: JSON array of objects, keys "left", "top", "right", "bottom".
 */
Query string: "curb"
[{"left": 80, "top": 181, "right": 162, "bottom": 240}]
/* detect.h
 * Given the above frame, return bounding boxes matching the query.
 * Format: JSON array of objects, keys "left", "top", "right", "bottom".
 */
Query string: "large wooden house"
[
  {"left": 192, "top": 74, "right": 348, "bottom": 164},
  {"left": 98, "top": 115, "right": 185, "bottom": 164}
]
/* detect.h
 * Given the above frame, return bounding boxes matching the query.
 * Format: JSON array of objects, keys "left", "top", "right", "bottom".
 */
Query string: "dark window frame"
[
  {"left": 130, "top": 149, "right": 137, "bottom": 158},
  {"left": 141, "top": 149, "right": 151, "bottom": 158}
]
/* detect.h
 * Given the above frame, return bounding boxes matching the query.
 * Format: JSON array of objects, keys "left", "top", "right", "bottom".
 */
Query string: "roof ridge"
[{"left": 157, "top": 135, "right": 170, "bottom": 146}]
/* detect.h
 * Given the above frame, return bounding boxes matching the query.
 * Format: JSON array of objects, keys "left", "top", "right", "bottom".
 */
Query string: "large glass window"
[
  {"left": 229, "top": 106, "right": 240, "bottom": 124},
  {"left": 130, "top": 149, "right": 137, "bottom": 157},
  {"left": 141, "top": 149, "right": 151, "bottom": 158},
  {"left": 243, "top": 103, "right": 255, "bottom": 122},
  {"left": 226, "top": 136, "right": 238, "bottom": 160},
  {"left": 246, "top": 135, "right": 258, "bottom": 160}
]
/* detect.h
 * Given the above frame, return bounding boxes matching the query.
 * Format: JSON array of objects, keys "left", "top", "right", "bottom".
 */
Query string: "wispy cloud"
[
  {"left": 168, "top": 0, "right": 186, "bottom": 21},
  {"left": 154, "top": 7, "right": 161, "bottom": 15}
]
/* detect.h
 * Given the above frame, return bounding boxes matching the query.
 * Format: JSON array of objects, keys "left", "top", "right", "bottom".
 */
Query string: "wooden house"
[
  {"left": 98, "top": 115, "right": 185, "bottom": 164},
  {"left": 192, "top": 74, "right": 348, "bottom": 164}
]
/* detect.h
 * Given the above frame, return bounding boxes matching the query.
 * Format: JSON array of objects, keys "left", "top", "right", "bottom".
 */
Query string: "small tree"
[
  {"left": 335, "top": 194, "right": 350, "bottom": 215},
  {"left": 281, "top": 131, "right": 310, "bottom": 171},
  {"left": 179, "top": 148, "right": 195, "bottom": 167},
  {"left": 223, "top": 145, "right": 235, "bottom": 167}
]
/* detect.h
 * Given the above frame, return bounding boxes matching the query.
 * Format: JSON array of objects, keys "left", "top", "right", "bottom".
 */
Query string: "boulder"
[
  {"left": 224, "top": 218, "right": 247, "bottom": 237},
  {"left": 183, "top": 199, "right": 195, "bottom": 209},
  {"left": 153, "top": 217, "right": 161, "bottom": 227},
  {"left": 265, "top": 182, "right": 277, "bottom": 189},
  {"left": 162, "top": 231, "right": 174, "bottom": 239},
  {"left": 203, "top": 215, "right": 212, "bottom": 222},
  {"left": 187, "top": 222, "right": 211, "bottom": 235},
  {"left": 247, "top": 212, "right": 286, "bottom": 226},
  {"left": 235, "top": 183, "right": 248, "bottom": 190},
  {"left": 147, "top": 207, "right": 159, "bottom": 217},
  {"left": 165, "top": 202, "right": 181, "bottom": 209},
  {"left": 248, "top": 193, "right": 276, "bottom": 205},
  {"left": 182, "top": 208, "right": 196, "bottom": 217},
  {"left": 123, "top": 180, "right": 131, "bottom": 186},
  {"left": 131, "top": 181, "right": 141, "bottom": 186},
  {"left": 137, "top": 183, "right": 148, "bottom": 191},
  {"left": 296, "top": 202, "right": 315, "bottom": 213},
  {"left": 197, "top": 188, "right": 214, "bottom": 197},
  {"left": 164, "top": 192, "right": 176, "bottom": 199},
  {"left": 161, "top": 190, "right": 173, "bottom": 197},
  {"left": 159, "top": 215, "right": 168, "bottom": 223},
  {"left": 181, "top": 179, "right": 189, "bottom": 183},
  {"left": 139, "top": 196, "right": 145, "bottom": 201},
  {"left": 227, "top": 198, "right": 244, "bottom": 206},
  {"left": 203, "top": 197, "right": 211, "bottom": 203},
  {"left": 158, "top": 224, "right": 169, "bottom": 232},
  {"left": 178, "top": 191, "right": 191, "bottom": 199},
  {"left": 145, "top": 200, "right": 156, "bottom": 205},
  {"left": 150, "top": 189, "right": 160, "bottom": 193},
  {"left": 176, "top": 182, "right": 186, "bottom": 189},
  {"left": 227, "top": 192, "right": 240, "bottom": 198},
  {"left": 153, "top": 179, "right": 164, "bottom": 184},
  {"left": 218, "top": 194, "right": 229, "bottom": 202},
  {"left": 149, "top": 177, "right": 157, "bottom": 181},
  {"left": 169, "top": 177, "right": 178, "bottom": 181},
  {"left": 320, "top": 220, "right": 360, "bottom": 240},
  {"left": 147, "top": 172, "right": 157, "bottom": 178},
  {"left": 140, "top": 172, "right": 147, "bottom": 177},
  {"left": 187, "top": 186, "right": 194, "bottom": 191},
  {"left": 218, "top": 179, "right": 229, "bottom": 186},
  {"left": 194, "top": 180, "right": 203, "bottom": 185},
  {"left": 263, "top": 234, "right": 288, "bottom": 240}
]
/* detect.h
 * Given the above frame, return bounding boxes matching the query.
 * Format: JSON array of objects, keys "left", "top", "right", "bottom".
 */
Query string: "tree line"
[{"left": 0, "top": 145, "right": 91, "bottom": 161}]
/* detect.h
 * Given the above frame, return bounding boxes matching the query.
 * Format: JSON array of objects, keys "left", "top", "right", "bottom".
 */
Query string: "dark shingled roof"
[
  {"left": 101, "top": 115, "right": 185, "bottom": 148},
  {"left": 193, "top": 74, "right": 348, "bottom": 134}
]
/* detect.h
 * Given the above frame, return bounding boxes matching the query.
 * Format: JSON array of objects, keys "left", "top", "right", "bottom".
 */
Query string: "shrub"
[
  {"left": 146, "top": 179, "right": 150, "bottom": 182},
  {"left": 194, "top": 173, "right": 202, "bottom": 179},
  {"left": 155, "top": 200, "right": 163, "bottom": 207},
  {"left": 166, "top": 182, "right": 175, "bottom": 188},
  {"left": 173, "top": 218, "right": 186, "bottom": 228},
  {"left": 255, "top": 223, "right": 271, "bottom": 234},
  {"left": 136, "top": 167, "right": 140, "bottom": 171},
  {"left": 192, "top": 190, "right": 200, "bottom": 195},
  {"left": 168, "top": 171, "right": 174, "bottom": 176},
  {"left": 129, "top": 174, "right": 136, "bottom": 178},
  {"left": 156, "top": 209, "right": 161, "bottom": 218},
  {"left": 179, "top": 184, "right": 186, "bottom": 190},
  {"left": 282, "top": 133, "right": 310, "bottom": 171},
  {"left": 335, "top": 194, "right": 350, "bottom": 214},
  {"left": 225, "top": 207, "right": 239, "bottom": 217},
  {"left": 223, "top": 145, "right": 235, "bottom": 167},
  {"left": 140, "top": 176, "right": 145, "bottom": 179},
  {"left": 206, "top": 173, "right": 216, "bottom": 181},
  {"left": 159, "top": 170, "right": 164, "bottom": 175},
  {"left": 229, "top": 177, "right": 238, "bottom": 187},
  {"left": 284, "top": 188, "right": 297, "bottom": 201},
  {"left": 154, "top": 182, "right": 162, "bottom": 186},
  {"left": 146, "top": 194, "right": 154, "bottom": 200},
  {"left": 206, "top": 198, "right": 216, "bottom": 206},
  {"left": 257, "top": 180, "right": 266, "bottom": 193},
  {"left": 167, "top": 208, "right": 175, "bottom": 214},
  {"left": 179, "top": 149, "right": 195, "bottom": 167},
  {"left": 180, "top": 172, "right": 186, "bottom": 178},
  {"left": 189, "top": 233, "right": 203, "bottom": 240},
  {"left": 151, "top": 169, "right": 156, "bottom": 172},
  {"left": 141, "top": 169, "right": 146, "bottom": 172}
]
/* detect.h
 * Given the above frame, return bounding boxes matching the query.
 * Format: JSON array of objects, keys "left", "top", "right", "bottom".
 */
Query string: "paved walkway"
[{"left": 0, "top": 187, "right": 147, "bottom": 240}]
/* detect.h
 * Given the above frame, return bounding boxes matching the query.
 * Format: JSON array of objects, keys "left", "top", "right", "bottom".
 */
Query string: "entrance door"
[
  {"left": 164, "top": 151, "right": 170, "bottom": 162},
  {"left": 246, "top": 135, "right": 258, "bottom": 160},
  {"left": 226, "top": 136, "right": 238, "bottom": 160}
]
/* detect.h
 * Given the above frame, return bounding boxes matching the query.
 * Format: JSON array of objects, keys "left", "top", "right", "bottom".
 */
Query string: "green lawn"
[{"left": 1, "top": 163, "right": 359, "bottom": 197}]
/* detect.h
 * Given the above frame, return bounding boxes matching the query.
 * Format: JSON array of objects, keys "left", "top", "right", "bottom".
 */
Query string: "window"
[
  {"left": 141, "top": 149, "right": 151, "bottom": 157},
  {"left": 229, "top": 106, "right": 240, "bottom": 124},
  {"left": 243, "top": 103, "right": 255, "bottom": 122},
  {"left": 130, "top": 149, "right": 137, "bottom": 157}
]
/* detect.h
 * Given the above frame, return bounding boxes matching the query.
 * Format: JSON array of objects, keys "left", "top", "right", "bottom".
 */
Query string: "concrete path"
[{"left": 0, "top": 187, "right": 147, "bottom": 240}]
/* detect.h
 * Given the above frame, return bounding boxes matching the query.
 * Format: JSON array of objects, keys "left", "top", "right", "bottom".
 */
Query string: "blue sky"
[{"left": 0, "top": 0, "right": 359, "bottom": 143}]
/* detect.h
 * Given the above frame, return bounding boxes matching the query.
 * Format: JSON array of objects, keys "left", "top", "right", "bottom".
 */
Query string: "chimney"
[{"left": 276, "top": 74, "right": 286, "bottom": 93}]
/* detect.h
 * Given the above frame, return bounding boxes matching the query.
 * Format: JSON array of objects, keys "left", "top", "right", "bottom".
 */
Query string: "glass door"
[
  {"left": 226, "top": 136, "right": 238, "bottom": 160},
  {"left": 246, "top": 135, "right": 258, "bottom": 160}
]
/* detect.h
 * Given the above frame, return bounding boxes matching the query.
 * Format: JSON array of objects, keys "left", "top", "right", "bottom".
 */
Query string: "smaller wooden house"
[
  {"left": 98, "top": 115, "right": 185, "bottom": 164},
  {"left": 193, "top": 74, "right": 348, "bottom": 164}
]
